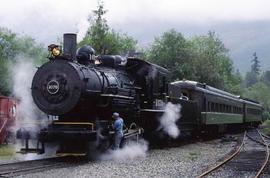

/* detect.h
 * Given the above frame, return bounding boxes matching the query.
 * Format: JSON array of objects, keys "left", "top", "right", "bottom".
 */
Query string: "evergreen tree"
[
  {"left": 251, "top": 52, "right": 260, "bottom": 75},
  {"left": 80, "top": 1, "right": 109, "bottom": 54},
  {"left": 245, "top": 52, "right": 260, "bottom": 87},
  {"left": 80, "top": 1, "right": 137, "bottom": 55},
  {"left": 245, "top": 71, "right": 258, "bottom": 87}
]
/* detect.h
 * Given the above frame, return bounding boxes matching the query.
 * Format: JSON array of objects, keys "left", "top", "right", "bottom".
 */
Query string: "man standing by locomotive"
[{"left": 112, "top": 112, "right": 124, "bottom": 149}]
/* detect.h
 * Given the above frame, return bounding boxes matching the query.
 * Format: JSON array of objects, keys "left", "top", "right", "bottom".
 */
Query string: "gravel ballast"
[{"left": 15, "top": 138, "right": 237, "bottom": 178}]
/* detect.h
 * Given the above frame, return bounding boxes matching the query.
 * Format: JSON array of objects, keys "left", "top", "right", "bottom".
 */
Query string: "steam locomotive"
[{"left": 18, "top": 33, "right": 263, "bottom": 155}]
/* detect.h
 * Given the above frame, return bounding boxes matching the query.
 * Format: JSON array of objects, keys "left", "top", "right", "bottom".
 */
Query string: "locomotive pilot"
[{"left": 112, "top": 112, "right": 124, "bottom": 149}]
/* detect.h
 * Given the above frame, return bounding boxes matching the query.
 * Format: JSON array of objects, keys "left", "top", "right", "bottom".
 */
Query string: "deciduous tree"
[
  {"left": 0, "top": 27, "right": 46, "bottom": 95},
  {"left": 146, "top": 29, "right": 193, "bottom": 81}
]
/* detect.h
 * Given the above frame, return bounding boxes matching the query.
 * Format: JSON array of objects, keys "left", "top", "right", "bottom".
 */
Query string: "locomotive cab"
[{"left": 126, "top": 58, "right": 170, "bottom": 109}]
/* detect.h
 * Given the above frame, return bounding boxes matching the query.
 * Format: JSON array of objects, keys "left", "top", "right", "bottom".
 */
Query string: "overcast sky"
[{"left": 0, "top": 0, "right": 269, "bottom": 44}]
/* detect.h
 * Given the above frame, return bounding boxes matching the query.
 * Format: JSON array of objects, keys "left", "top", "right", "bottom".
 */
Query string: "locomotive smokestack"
[{"left": 63, "top": 33, "right": 77, "bottom": 60}]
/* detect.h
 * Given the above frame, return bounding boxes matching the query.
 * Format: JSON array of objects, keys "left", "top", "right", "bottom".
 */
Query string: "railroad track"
[
  {"left": 197, "top": 129, "right": 270, "bottom": 178},
  {"left": 261, "top": 132, "right": 270, "bottom": 140},
  {"left": 0, "top": 156, "right": 86, "bottom": 177}
]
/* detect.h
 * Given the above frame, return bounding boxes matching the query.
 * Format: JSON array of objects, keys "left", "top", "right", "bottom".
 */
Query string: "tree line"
[
  {"left": 0, "top": 1, "right": 269, "bottom": 118},
  {"left": 243, "top": 53, "right": 270, "bottom": 119},
  {"left": 0, "top": 28, "right": 46, "bottom": 95}
]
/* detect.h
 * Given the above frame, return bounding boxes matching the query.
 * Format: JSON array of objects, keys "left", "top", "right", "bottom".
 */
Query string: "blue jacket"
[{"left": 113, "top": 117, "right": 124, "bottom": 136}]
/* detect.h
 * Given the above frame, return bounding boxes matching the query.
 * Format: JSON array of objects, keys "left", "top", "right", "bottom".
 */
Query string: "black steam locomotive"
[{"left": 18, "top": 33, "right": 263, "bottom": 155}]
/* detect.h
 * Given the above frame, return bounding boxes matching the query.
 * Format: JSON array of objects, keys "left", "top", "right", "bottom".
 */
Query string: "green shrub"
[
  {"left": 187, "top": 151, "right": 200, "bottom": 161},
  {"left": 263, "top": 111, "right": 270, "bottom": 121},
  {"left": 261, "top": 120, "right": 270, "bottom": 135}
]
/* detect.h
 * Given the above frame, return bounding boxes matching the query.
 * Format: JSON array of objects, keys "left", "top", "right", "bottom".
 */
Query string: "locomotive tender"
[{"left": 18, "top": 33, "right": 263, "bottom": 155}]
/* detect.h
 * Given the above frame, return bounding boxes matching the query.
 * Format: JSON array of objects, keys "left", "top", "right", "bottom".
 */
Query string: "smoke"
[
  {"left": 100, "top": 139, "right": 148, "bottom": 161},
  {"left": 158, "top": 102, "right": 181, "bottom": 139}
]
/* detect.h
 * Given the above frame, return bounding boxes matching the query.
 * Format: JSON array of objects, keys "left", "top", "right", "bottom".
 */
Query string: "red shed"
[{"left": 0, "top": 96, "right": 18, "bottom": 144}]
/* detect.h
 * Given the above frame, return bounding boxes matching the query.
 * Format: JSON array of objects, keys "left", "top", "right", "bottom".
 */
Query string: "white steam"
[
  {"left": 158, "top": 102, "right": 181, "bottom": 139},
  {"left": 100, "top": 140, "right": 148, "bottom": 161},
  {"left": 148, "top": 66, "right": 157, "bottom": 79},
  {"left": 10, "top": 59, "right": 54, "bottom": 159},
  {"left": 12, "top": 59, "right": 46, "bottom": 131}
]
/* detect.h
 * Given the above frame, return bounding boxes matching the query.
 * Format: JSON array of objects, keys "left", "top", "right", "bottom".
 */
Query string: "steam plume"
[
  {"left": 11, "top": 58, "right": 50, "bottom": 138},
  {"left": 12, "top": 60, "right": 42, "bottom": 130},
  {"left": 100, "top": 139, "right": 148, "bottom": 161},
  {"left": 158, "top": 102, "right": 181, "bottom": 139},
  {"left": 10, "top": 59, "right": 56, "bottom": 159}
]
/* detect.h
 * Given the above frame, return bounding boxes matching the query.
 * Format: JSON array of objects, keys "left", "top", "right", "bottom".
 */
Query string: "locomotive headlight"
[
  {"left": 48, "top": 44, "right": 61, "bottom": 57},
  {"left": 52, "top": 47, "right": 61, "bottom": 56}
]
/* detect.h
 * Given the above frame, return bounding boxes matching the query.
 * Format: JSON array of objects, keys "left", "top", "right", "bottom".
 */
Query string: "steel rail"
[
  {"left": 197, "top": 131, "right": 246, "bottom": 178},
  {"left": 261, "top": 132, "right": 270, "bottom": 140},
  {"left": 0, "top": 162, "right": 63, "bottom": 177},
  {"left": 198, "top": 129, "right": 270, "bottom": 178},
  {"left": 254, "top": 129, "right": 270, "bottom": 178},
  {"left": 246, "top": 133, "right": 265, "bottom": 146},
  {"left": 0, "top": 156, "right": 84, "bottom": 177}
]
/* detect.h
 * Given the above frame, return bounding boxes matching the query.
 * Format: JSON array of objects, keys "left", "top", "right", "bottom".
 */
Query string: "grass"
[
  {"left": 0, "top": 145, "right": 15, "bottom": 157},
  {"left": 187, "top": 151, "right": 200, "bottom": 161},
  {"left": 261, "top": 120, "right": 270, "bottom": 135}
]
